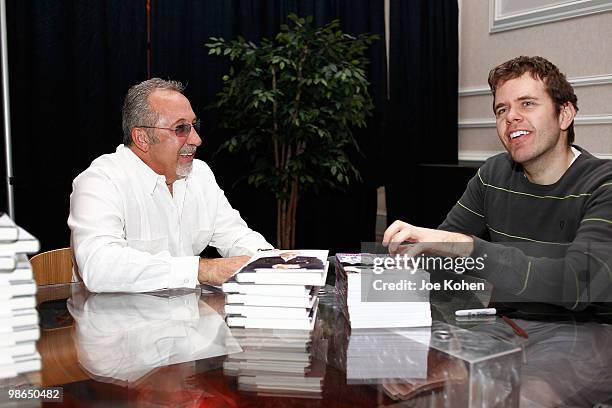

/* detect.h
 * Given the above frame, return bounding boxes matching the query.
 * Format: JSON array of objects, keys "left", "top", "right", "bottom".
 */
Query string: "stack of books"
[
  {"left": 0, "top": 213, "right": 41, "bottom": 379},
  {"left": 335, "top": 253, "right": 432, "bottom": 329},
  {"left": 223, "top": 325, "right": 325, "bottom": 398},
  {"left": 222, "top": 250, "right": 329, "bottom": 330}
]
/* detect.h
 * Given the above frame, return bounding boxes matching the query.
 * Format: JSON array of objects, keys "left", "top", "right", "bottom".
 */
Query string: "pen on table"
[
  {"left": 501, "top": 315, "right": 529, "bottom": 339},
  {"left": 455, "top": 308, "right": 496, "bottom": 317}
]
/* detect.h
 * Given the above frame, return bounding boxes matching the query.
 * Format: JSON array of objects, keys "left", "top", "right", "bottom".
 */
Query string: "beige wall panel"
[
  {"left": 573, "top": 125, "right": 612, "bottom": 153},
  {"left": 458, "top": 128, "right": 503, "bottom": 152},
  {"left": 574, "top": 85, "right": 612, "bottom": 115},
  {"left": 459, "top": 1, "right": 612, "bottom": 88},
  {"left": 459, "top": 94, "right": 494, "bottom": 119}
]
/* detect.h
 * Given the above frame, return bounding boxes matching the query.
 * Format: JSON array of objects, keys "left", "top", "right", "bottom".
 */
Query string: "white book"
[
  {"left": 0, "top": 214, "right": 18, "bottom": 242},
  {"left": 0, "top": 280, "right": 37, "bottom": 300},
  {"left": 236, "top": 262, "right": 328, "bottom": 286},
  {"left": 227, "top": 306, "right": 318, "bottom": 330},
  {"left": 222, "top": 281, "right": 314, "bottom": 297},
  {"left": 0, "top": 310, "right": 39, "bottom": 329},
  {"left": 0, "top": 326, "right": 40, "bottom": 347},
  {"left": 226, "top": 298, "right": 319, "bottom": 320},
  {"left": 0, "top": 351, "right": 41, "bottom": 379},
  {"left": 0, "top": 296, "right": 37, "bottom": 314},
  {"left": 0, "top": 227, "right": 40, "bottom": 256},
  {"left": 0, "top": 255, "right": 33, "bottom": 280},
  {"left": 0, "top": 255, "right": 16, "bottom": 271},
  {"left": 226, "top": 288, "right": 317, "bottom": 308},
  {"left": 1, "top": 342, "right": 37, "bottom": 358}
]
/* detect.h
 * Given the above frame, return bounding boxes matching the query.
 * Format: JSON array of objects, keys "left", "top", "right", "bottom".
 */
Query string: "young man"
[
  {"left": 68, "top": 78, "right": 273, "bottom": 293},
  {"left": 383, "top": 56, "right": 612, "bottom": 310}
]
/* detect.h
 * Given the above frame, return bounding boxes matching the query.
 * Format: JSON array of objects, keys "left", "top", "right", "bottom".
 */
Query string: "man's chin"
[{"left": 176, "top": 162, "right": 193, "bottom": 178}]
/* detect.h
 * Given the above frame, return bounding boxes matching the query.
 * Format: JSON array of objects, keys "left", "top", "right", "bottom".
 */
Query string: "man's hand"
[
  {"left": 382, "top": 220, "right": 474, "bottom": 258},
  {"left": 198, "top": 256, "right": 250, "bottom": 285}
]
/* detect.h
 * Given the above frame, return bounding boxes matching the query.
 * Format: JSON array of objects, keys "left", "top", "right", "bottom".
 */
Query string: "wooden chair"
[
  {"left": 30, "top": 247, "right": 74, "bottom": 286},
  {"left": 30, "top": 249, "right": 90, "bottom": 385}
]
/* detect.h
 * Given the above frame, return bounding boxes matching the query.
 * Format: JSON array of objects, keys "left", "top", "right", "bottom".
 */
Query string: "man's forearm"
[{"left": 75, "top": 241, "right": 199, "bottom": 293}]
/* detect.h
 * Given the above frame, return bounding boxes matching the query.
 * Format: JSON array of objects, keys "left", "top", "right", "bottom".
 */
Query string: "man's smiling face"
[
  {"left": 494, "top": 73, "right": 567, "bottom": 167},
  {"left": 145, "top": 89, "right": 201, "bottom": 182}
]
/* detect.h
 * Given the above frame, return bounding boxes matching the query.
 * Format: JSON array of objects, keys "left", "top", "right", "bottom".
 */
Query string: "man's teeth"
[{"left": 510, "top": 130, "right": 530, "bottom": 139}]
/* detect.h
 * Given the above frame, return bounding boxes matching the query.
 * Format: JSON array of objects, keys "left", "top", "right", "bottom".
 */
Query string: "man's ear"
[
  {"left": 559, "top": 102, "right": 577, "bottom": 131},
  {"left": 132, "top": 128, "right": 149, "bottom": 153}
]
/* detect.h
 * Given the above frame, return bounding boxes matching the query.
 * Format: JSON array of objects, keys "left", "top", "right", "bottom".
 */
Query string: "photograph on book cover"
[{"left": 245, "top": 250, "right": 327, "bottom": 271}]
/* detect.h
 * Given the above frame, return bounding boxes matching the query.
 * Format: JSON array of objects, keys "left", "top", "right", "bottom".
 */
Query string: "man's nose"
[
  {"left": 188, "top": 126, "right": 202, "bottom": 146},
  {"left": 505, "top": 106, "right": 523, "bottom": 124}
]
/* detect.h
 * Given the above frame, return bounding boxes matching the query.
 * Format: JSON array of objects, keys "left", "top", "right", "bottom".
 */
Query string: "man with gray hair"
[{"left": 68, "top": 78, "right": 272, "bottom": 293}]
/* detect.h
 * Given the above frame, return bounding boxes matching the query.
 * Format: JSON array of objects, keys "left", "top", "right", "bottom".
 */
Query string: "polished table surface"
[{"left": 9, "top": 282, "right": 612, "bottom": 407}]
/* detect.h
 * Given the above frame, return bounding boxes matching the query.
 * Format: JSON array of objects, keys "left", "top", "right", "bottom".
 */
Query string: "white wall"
[{"left": 458, "top": 0, "right": 612, "bottom": 161}]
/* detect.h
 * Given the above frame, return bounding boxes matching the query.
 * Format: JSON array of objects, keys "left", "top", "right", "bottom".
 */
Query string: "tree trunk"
[{"left": 276, "top": 180, "right": 299, "bottom": 249}]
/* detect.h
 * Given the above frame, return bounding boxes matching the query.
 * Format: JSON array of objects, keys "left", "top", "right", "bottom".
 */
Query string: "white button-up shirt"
[{"left": 68, "top": 145, "right": 272, "bottom": 293}]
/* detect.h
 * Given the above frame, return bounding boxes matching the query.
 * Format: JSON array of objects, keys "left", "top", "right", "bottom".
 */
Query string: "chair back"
[{"left": 30, "top": 248, "right": 74, "bottom": 285}]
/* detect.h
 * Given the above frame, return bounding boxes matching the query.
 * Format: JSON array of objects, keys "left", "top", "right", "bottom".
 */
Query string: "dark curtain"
[
  {"left": 151, "top": 0, "right": 386, "bottom": 253},
  {"left": 5, "top": 1, "right": 147, "bottom": 251},
  {"left": 385, "top": 0, "right": 458, "bottom": 226}
]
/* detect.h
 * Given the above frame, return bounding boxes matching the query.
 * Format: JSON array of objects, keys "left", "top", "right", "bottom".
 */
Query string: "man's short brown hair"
[{"left": 488, "top": 56, "right": 578, "bottom": 145}]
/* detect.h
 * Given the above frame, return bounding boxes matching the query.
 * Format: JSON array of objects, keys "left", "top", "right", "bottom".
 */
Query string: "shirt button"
[{"left": 184, "top": 279, "right": 189, "bottom": 284}]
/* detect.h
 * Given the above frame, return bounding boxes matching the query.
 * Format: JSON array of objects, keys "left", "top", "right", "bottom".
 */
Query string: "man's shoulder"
[
  {"left": 476, "top": 152, "right": 515, "bottom": 182},
  {"left": 571, "top": 146, "right": 612, "bottom": 188},
  {"left": 74, "top": 146, "right": 126, "bottom": 184}
]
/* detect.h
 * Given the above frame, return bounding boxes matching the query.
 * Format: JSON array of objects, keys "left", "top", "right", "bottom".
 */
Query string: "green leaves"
[{"left": 206, "top": 14, "right": 377, "bottom": 199}]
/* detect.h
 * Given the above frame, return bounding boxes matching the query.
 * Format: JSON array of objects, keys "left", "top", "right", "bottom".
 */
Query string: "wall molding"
[
  {"left": 489, "top": 0, "right": 612, "bottom": 33},
  {"left": 459, "top": 150, "right": 612, "bottom": 162},
  {"left": 459, "top": 114, "right": 612, "bottom": 129},
  {"left": 459, "top": 74, "right": 612, "bottom": 97}
]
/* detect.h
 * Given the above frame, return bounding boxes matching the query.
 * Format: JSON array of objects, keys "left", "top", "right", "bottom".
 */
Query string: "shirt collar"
[{"left": 117, "top": 144, "right": 168, "bottom": 195}]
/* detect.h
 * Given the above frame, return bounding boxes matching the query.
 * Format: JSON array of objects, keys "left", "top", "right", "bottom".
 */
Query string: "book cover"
[
  {"left": 240, "top": 249, "right": 328, "bottom": 272},
  {"left": 236, "top": 262, "right": 328, "bottom": 286}
]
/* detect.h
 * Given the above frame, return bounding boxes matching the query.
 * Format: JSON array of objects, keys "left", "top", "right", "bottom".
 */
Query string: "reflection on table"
[
  {"left": 3, "top": 282, "right": 610, "bottom": 407},
  {"left": 67, "top": 285, "right": 241, "bottom": 384}
]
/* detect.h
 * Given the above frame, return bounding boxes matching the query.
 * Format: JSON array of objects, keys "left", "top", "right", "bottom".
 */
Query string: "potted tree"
[{"left": 206, "top": 14, "right": 377, "bottom": 248}]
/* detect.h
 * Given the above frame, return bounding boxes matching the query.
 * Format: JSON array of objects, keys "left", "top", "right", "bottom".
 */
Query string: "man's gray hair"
[{"left": 121, "top": 78, "right": 186, "bottom": 146}]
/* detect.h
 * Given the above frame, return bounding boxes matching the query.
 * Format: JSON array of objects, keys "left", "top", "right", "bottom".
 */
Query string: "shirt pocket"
[{"left": 127, "top": 236, "right": 169, "bottom": 255}]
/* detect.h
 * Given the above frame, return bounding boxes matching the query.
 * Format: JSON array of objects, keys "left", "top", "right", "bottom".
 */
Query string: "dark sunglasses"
[{"left": 137, "top": 119, "right": 201, "bottom": 138}]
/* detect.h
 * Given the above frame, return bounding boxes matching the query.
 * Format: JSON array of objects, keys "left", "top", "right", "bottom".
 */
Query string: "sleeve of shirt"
[
  {"left": 468, "top": 182, "right": 612, "bottom": 311},
  {"left": 203, "top": 166, "right": 274, "bottom": 257},
  {"left": 68, "top": 169, "right": 199, "bottom": 293},
  {"left": 438, "top": 167, "right": 488, "bottom": 238}
]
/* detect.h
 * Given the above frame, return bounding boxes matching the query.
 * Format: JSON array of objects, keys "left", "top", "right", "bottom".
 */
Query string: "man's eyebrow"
[
  {"left": 516, "top": 95, "right": 538, "bottom": 101},
  {"left": 170, "top": 117, "right": 197, "bottom": 126},
  {"left": 494, "top": 95, "right": 539, "bottom": 111}
]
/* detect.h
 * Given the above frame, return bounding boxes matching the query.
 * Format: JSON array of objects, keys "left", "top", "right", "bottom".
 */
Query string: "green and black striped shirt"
[{"left": 440, "top": 146, "right": 612, "bottom": 310}]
